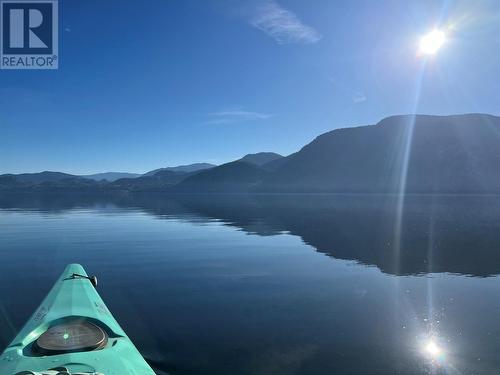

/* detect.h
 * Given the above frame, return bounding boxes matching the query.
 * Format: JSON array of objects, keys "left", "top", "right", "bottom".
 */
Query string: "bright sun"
[
  {"left": 419, "top": 29, "right": 446, "bottom": 55},
  {"left": 424, "top": 340, "right": 442, "bottom": 357}
]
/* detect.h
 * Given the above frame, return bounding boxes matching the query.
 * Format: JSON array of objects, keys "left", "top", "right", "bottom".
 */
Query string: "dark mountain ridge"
[{"left": 261, "top": 113, "right": 500, "bottom": 193}]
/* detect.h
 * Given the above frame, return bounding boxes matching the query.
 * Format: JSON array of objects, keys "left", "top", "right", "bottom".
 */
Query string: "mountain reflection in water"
[{"left": 1, "top": 193, "right": 500, "bottom": 277}]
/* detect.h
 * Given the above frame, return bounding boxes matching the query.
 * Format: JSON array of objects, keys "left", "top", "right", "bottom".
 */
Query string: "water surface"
[{"left": 1, "top": 193, "right": 500, "bottom": 374}]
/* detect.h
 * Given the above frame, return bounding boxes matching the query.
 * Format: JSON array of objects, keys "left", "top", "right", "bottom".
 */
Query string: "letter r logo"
[
  {"left": 2, "top": 1, "right": 54, "bottom": 54},
  {"left": 9, "top": 8, "right": 48, "bottom": 48}
]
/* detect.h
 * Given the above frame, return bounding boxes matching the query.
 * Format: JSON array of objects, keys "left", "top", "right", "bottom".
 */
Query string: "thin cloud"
[
  {"left": 329, "top": 77, "right": 367, "bottom": 104},
  {"left": 250, "top": 1, "right": 321, "bottom": 44},
  {"left": 205, "top": 109, "right": 272, "bottom": 125},
  {"left": 352, "top": 92, "right": 367, "bottom": 103}
]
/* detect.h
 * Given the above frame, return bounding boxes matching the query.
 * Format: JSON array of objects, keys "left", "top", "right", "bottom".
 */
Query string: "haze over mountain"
[
  {"left": 172, "top": 160, "right": 269, "bottom": 193},
  {"left": 2, "top": 171, "right": 80, "bottom": 184},
  {"left": 110, "top": 163, "right": 217, "bottom": 190},
  {"left": 80, "top": 172, "right": 141, "bottom": 182},
  {"left": 238, "top": 152, "right": 283, "bottom": 166},
  {"left": 169, "top": 153, "right": 284, "bottom": 192},
  {"left": 143, "top": 163, "right": 215, "bottom": 177},
  {"left": 0, "top": 172, "right": 97, "bottom": 190},
  {"left": 0, "top": 164, "right": 215, "bottom": 191},
  {"left": 2, "top": 114, "right": 500, "bottom": 194},
  {"left": 110, "top": 169, "right": 197, "bottom": 191}
]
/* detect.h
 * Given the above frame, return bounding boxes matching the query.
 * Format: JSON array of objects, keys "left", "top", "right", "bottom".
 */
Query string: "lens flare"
[
  {"left": 424, "top": 340, "right": 442, "bottom": 357},
  {"left": 419, "top": 29, "right": 446, "bottom": 55}
]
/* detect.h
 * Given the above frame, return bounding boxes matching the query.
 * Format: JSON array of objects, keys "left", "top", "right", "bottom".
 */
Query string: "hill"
[
  {"left": 171, "top": 161, "right": 269, "bottom": 193},
  {"left": 261, "top": 114, "right": 500, "bottom": 193}
]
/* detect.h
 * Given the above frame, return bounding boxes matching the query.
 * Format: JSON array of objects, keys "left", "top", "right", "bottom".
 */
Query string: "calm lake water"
[{"left": 2, "top": 193, "right": 500, "bottom": 374}]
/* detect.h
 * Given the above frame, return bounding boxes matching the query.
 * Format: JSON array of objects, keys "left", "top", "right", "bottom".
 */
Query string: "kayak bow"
[{"left": 0, "top": 264, "right": 156, "bottom": 374}]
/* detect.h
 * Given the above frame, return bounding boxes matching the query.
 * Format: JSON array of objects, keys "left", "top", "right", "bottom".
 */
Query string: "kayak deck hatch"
[
  {"left": 0, "top": 264, "right": 156, "bottom": 374},
  {"left": 34, "top": 319, "right": 108, "bottom": 355}
]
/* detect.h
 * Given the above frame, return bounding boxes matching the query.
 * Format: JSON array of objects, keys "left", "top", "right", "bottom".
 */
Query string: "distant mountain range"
[
  {"left": 80, "top": 172, "right": 141, "bottom": 182},
  {"left": 2, "top": 114, "right": 500, "bottom": 193},
  {"left": 0, "top": 172, "right": 99, "bottom": 190},
  {"left": 80, "top": 164, "right": 216, "bottom": 182}
]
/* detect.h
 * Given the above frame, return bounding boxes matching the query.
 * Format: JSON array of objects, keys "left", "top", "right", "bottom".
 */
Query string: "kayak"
[{"left": 0, "top": 264, "right": 156, "bottom": 375}]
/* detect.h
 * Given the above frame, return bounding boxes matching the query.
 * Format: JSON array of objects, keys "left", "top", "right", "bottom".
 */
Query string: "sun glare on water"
[{"left": 419, "top": 29, "right": 446, "bottom": 55}]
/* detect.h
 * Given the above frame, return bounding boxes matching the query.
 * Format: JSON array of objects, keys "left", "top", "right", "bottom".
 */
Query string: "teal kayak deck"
[{"left": 0, "top": 264, "right": 156, "bottom": 374}]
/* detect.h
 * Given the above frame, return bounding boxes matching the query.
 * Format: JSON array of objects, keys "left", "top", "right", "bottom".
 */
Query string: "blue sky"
[{"left": 1, "top": 0, "right": 500, "bottom": 174}]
